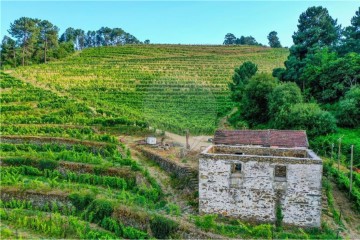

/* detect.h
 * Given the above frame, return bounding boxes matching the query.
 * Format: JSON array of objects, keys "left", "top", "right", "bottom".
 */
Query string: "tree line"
[
  {"left": 223, "top": 33, "right": 262, "bottom": 46},
  {"left": 223, "top": 31, "right": 282, "bottom": 48},
  {"left": 0, "top": 17, "right": 145, "bottom": 68},
  {"left": 229, "top": 6, "right": 360, "bottom": 136}
]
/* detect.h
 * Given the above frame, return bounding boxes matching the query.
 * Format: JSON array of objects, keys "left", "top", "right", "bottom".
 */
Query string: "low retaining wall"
[
  {"left": 1, "top": 188, "right": 70, "bottom": 208},
  {"left": 139, "top": 148, "right": 198, "bottom": 188}
]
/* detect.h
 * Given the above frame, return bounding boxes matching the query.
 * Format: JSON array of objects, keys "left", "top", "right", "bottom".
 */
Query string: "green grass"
[
  {"left": 10, "top": 44, "right": 288, "bottom": 134},
  {"left": 310, "top": 128, "right": 360, "bottom": 167}
]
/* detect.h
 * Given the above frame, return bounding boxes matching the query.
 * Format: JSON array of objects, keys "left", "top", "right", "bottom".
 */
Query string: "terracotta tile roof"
[{"left": 214, "top": 130, "right": 309, "bottom": 148}]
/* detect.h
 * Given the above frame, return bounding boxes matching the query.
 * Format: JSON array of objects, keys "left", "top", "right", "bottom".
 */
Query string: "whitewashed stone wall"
[{"left": 199, "top": 146, "right": 322, "bottom": 227}]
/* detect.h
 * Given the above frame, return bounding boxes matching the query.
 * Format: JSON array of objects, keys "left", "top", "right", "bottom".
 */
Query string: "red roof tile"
[{"left": 214, "top": 130, "right": 308, "bottom": 148}]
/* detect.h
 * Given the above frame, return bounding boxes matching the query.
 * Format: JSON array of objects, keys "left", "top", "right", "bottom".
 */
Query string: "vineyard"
[
  {"left": 9, "top": 44, "right": 288, "bottom": 134},
  {"left": 0, "top": 68, "right": 344, "bottom": 238}
]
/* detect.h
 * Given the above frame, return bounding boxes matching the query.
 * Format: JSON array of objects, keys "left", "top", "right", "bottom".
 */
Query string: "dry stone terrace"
[{"left": 199, "top": 130, "right": 322, "bottom": 227}]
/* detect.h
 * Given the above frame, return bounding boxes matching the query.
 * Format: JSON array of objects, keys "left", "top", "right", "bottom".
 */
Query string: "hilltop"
[{"left": 9, "top": 44, "right": 288, "bottom": 134}]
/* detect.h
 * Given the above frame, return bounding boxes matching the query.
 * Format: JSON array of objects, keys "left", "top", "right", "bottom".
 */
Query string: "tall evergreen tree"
[
  {"left": 8, "top": 17, "right": 40, "bottom": 66},
  {"left": 223, "top": 33, "right": 237, "bottom": 45},
  {"left": 229, "top": 61, "right": 258, "bottom": 102},
  {"left": 340, "top": 7, "right": 360, "bottom": 54},
  {"left": 293, "top": 6, "right": 341, "bottom": 55},
  {"left": 275, "top": 6, "right": 341, "bottom": 89},
  {"left": 0, "top": 36, "right": 17, "bottom": 67},
  {"left": 38, "top": 20, "right": 59, "bottom": 63},
  {"left": 267, "top": 31, "right": 282, "bottom": 48}
]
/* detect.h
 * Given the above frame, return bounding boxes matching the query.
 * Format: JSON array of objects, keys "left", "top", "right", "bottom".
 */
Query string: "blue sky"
[{"left": 1, "top": 1, "right": 358, "bottom": 47}]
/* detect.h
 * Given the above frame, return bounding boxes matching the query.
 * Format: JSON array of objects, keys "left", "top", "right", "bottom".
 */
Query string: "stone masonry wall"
[
  {"left": 199, "top": 146, "right": 322, "bottom": 227},
  {"left": 140, "top": 148, "right": 198, "bottom": 189}
]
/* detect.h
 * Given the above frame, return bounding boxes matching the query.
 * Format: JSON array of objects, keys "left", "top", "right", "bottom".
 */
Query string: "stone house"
[{"left": 199, "top": 130, "right": 322, "bottom": 227}]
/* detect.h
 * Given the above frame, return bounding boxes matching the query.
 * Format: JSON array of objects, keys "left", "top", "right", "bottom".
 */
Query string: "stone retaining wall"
[{"left": 139, "top": 148, "right": 198, "bottom": 188}]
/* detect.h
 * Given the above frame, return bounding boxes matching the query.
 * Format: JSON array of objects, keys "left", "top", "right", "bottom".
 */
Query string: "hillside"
[
  {"left": 2, "top": 72, "right": 348, "bottom": 239},
  {"left": 9, "top": 44, "right": 288, "bottom": 134}
]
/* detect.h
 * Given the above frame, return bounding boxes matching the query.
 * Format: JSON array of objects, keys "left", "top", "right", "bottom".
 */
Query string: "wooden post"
[
  {"left": 185, "top": 129, "right": 190, "bottom": 150},
  {"left": 350, "top": 145, "right": 354, "bottom": 195},
  {"left": 338, "top": 138, "right": 342, "bottom": 171}
]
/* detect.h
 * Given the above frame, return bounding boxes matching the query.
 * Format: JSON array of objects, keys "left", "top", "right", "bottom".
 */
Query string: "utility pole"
[{"left": 350, "top": 145, "right": 354, "bottom": 195}]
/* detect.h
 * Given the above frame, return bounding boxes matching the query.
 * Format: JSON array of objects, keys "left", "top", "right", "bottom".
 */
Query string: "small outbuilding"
[{"left": 199, "top": 130, "right": 322, "bottom": 227}]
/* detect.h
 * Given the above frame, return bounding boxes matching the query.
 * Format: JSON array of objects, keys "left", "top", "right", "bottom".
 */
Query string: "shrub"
[
  {"left": 240, "top": 73, "right": 277, "bottom": 126},
  {"left": 101, "top": 217, "right": 123, "bottom": 237},
  {"left": 193, "top": 214, "right": 217, "bottom": 230},
  {"left": 123, "top": 226, "right": 149, "bottom": 239},
  {"left": 274, "top": 103, "right": 336, "bottom": 137},
  {"left": 68, "top": 192, "right": 95, "bottom": 211},
  {"left": 252, "top": 224, "right": 272, "bottom": 239},
  {"left": 275, "top": 202, "right": 283, "bottom": 229},
  {"left": 268, "top": 82, "right": 303, "bottom": 118},
  {"left": 85, "top": 199, "right": 114, "bottom": 223},
  {"left": 38, "top": 159, "right": 59, "bottom": 170},
  {"left": 150, "top": 215, "right": 179, "bottom": 239},
  {"left": 2, "top": 157, "right": 33, "bottom": 166},
  {"left": 336, "top": 87, "right": 360, "bottom": 127}
]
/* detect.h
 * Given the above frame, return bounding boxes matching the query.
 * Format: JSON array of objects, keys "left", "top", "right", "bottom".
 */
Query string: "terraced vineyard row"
[
  {"left": 0, "top": 52, "right": 341, "bottom": 239},
  {"left": 11, "top": 45, "right": 288, "bottom": 134},
  {"left": 0, "top": 72, "right": 182, "bottom": 239}
]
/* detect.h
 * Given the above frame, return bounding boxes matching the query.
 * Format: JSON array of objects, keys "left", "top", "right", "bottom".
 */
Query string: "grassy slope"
[{"left": 10, "top": 44, "right": 288, "bottom": 134}]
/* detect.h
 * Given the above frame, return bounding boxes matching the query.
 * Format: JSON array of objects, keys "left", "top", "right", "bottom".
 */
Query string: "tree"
[
  {"left": 59, "top": 27, "right": 85, "bottom": 50},
  {"left": 237, "top": 35, "right": 259, "bottom": 45},
  {"left": 267, "top": 31, "right": 282, "bottom": 48},
  {"left": 223, "top": 33, "right": 237, "bottom": 45},
  {"left": 8, "top": 17, "right": 40, "bottom": 66},
  {"left": 144, "top": 39, "right": 150, "bottom": 44},
  {"left": 0, "top": 36, "right": 17, "bottom": 67},
  {"left": 336, "top": 86, "right": 360, "bottom": 127},
  {"left": 339, "top": 7, "right": 360, "bottom": 54},
  {"left": 277, "top": 6, "right": 341, "bottom": 88},
  {"left": 38, "top": 20, "right": 59, "bottom": 63},
  {"left": 97, "top": 27, "right": 112, "bottom": 46},
  {"left": 268, "top": 82, "right": 302, "bottom": 118},
  {"left": 110, "top": 28, "right": 125, "bottom": 45},
  {"left": 274, "top": 103, "right": 336, "bottom": 137},
  {"left": 240, "top": 73, "right": 277, "bottom": 125},
  {"left": 52, "top": 42, "right": 75, "bottom": 59},
  {"left": 59, "top": 27, "right": 77, "bottom": 43},
  {"left": 85, "top": 30, "right": 97, "bottom": 48},
  {"left": 229, "top": 61, "right": 258, "bottom": 102},
  {"left": 293, "top": 6, "right": 341, "bottom": 55},
  {"left": 300, "top": 50, "right": 360, "bottom": 103}
]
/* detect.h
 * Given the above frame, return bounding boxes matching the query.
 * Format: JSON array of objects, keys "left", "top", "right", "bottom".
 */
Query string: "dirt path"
[
  {"left": 160, "top": 131, "right": 212, "bottom": 151},
  {"left": 120, "top": 135, "right": 195, "bottom": 215},
  {"left": 331, "top": 182, "right": 360, "bottom": 239}
]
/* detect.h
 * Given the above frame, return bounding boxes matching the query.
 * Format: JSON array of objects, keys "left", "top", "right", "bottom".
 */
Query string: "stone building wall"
[{"left": 199, "top": 146, "right": 322, "bottom": 227}]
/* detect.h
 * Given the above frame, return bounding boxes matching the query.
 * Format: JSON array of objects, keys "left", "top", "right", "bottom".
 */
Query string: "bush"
[
  {"left": 274, "top": 103, "right": 336, "bottom": 137},
  {"left": 193, "top": 214, "right": 217, "bottom": 230},
  {"left": 240, "top": 73, "right": 277, "bottom": 126},
  {"left": 38, "top": 159, "right": 59, "bottom": 170},
  {"left": 336, "top": 87, "right": 360, "bottom": 127},
  {"left": 101, "top": 217, "right": 123, "bottom": 237},
  {"left": 268, "top": 82, "right": 303, "bottom": 118},
  {"left": 85, "top": 199, "right": 114, "bottom": 223},
  {"left": 123, "top": 226, "right": 149, "bottom": 239},
  {"left": 275, "top": 202, "right": 283, "bottom": 229},
  {"left": 68, "top": 192, "right": 95, "bottom": 211},
  {"left": 2, "top": 157, "right": 32, "bottom": 166},
  {"left": 150, "top": 215, "right": 179, "bottom": 239}
]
